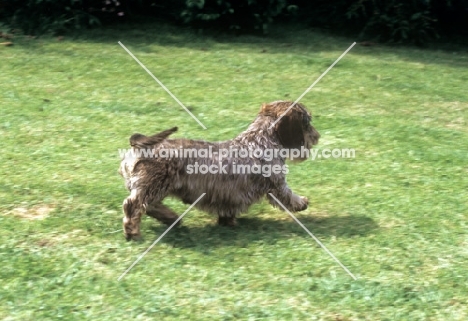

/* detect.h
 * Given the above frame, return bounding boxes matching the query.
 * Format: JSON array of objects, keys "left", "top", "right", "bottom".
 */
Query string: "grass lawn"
[{"left": 1, "top": 22, "right": 467, "bottom": 320}]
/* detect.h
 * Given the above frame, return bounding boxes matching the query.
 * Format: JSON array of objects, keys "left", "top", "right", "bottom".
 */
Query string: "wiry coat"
[{"left": 119, "top": 101, "right": 320, "bottom": 240}]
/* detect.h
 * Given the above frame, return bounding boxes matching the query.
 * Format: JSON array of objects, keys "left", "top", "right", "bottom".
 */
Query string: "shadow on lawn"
[
  {"left": 149, "top": 214, "right": 378, "bottom": 250},
  {"left": 67, "top": 21, "right": 468, "bottom": 68}
]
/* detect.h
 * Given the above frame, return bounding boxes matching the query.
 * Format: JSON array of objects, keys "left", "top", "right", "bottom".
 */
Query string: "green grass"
[{"left": 1, "top": 22, "right": 467, "bottom": 320}]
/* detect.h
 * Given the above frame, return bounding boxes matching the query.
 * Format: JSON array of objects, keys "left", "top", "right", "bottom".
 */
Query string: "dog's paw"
[
  {"left": 125, "top": 232, "right": 142, "bottom": 242},
  {"left": 294, "top": 196, "right": 308, "bottom": 212}
]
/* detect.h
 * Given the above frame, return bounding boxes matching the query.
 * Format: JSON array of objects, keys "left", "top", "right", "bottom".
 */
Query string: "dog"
[{"left": 119, "top": 101, "right": 320, "bottom": 240}]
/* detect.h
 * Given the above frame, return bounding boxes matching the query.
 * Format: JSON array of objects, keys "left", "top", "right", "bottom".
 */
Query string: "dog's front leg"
[
  {"left": 268, "top": 185, "right": 308, "bottom": 212},
  {"left": 122, "top": 191, "right": 144, "bottom": 241}
]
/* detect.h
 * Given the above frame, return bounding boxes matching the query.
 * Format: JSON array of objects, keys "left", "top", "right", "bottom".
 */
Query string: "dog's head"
[{"left": 260, "top": 101, "right": 320, "bottom": 160}]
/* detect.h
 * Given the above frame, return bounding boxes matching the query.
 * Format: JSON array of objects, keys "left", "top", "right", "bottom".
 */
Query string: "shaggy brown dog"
[{"left": 119, "top": 101, "right": 320, "bottom": 240}]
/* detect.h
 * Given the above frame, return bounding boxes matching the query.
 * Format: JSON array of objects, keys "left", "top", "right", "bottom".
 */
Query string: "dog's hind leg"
[
  {"left": 145, "top": 202, "right": 181, "bottom": 226},
  {"left": 215, "top": 207, "right": 238, "bottom": 227},
  {"left": 122, "top": 189, "right": 144, "bottom": 241}
]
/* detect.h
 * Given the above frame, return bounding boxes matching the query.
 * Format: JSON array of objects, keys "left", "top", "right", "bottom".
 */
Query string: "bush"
[
  {"left": 293, "top": 0, "right": 439, "bottom": 44},
  {"left": 1, "top": 0, "right": 466, "bottom": 43},
  {"left": 180, "top": 0, "right": 295, "bottom": 33},
  {"left": 0, "top": 0, "right": 115, "bottom": 35},
  {"left": 346, "top": 0, "right": 437, "bottom": 44},
  {"left": 432, "top": 0, "right": 468, "bottom": 36}
]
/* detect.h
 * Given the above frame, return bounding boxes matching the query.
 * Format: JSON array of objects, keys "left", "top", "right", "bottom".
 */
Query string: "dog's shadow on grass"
[{"left": 148, "top": 214, "right": 378, "bottom": 250}]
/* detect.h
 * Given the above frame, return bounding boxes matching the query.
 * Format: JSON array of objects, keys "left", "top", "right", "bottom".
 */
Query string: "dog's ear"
[
  {"left": 130, "top": 127, "right": 177, "bottom": 148},
  {"left": 275, "top": 109, "right": 307, "bottom": 149},
  {"left": 260, "top": 101, "right": 315, "bottom": 149}
]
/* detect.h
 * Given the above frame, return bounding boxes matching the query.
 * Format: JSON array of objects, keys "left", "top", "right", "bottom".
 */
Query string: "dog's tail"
[{"left": 129, "top": 127, "right": 178, "bottom": 149}]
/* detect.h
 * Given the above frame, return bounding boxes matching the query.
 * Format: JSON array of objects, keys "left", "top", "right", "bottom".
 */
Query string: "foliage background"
[{"left": 1, "top": 0, "right": 468, "bottom": 43}]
